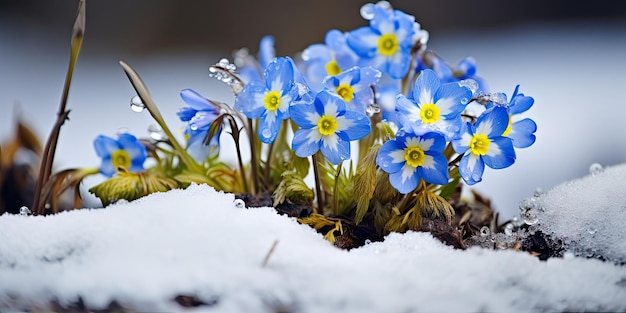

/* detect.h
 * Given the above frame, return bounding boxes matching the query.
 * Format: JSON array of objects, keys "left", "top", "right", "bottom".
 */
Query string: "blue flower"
[
  {"left": 501, "top": 85, "right": 537, "bottom": 148},
  {"left": 452, "top": 106, "right": 516, "bottom": 185},
  {"left": 177, "top": 88, "right": 221, "bottom": 159},
  {"left": 301, "top": 29, "right": 359, "bottom": 91},
  {"left": 236, "top": 35, "right": 276, "bottom": 84},
  {"left": 346, "top": 5, "right": 416, "bottom": 79},
  {"left": 377, "top": 130, "right": 449, "bottom": 193},
  {"left": 290, "top": 90, "right": 370, "bottom": 164},
  {"left": 322, "top": 66, "right": 381, "bottom": 113},
  {"left": 93, "top": 133, "right": 147, "bottom": 177},
  {"left": 395, "top": 69, "right": 472, "bottom": 140},
  {"left": 416, "top": 53, "right": 487, "bottom": 94},
  {"left": 376, "top": 83, "right": 401, "bottom": 125},
  {"left": 235, "top": 57, "right": 299, "bottom": 143}
]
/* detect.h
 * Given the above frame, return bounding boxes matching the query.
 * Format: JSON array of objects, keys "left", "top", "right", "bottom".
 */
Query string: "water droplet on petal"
[
  {"left": 234, "top": 199, "right": 246, "bottom": 209},
  {"left": 261, "top": 128, "right": 272, "bottom": 139},
  {"left": 360, "top": 3, "right": 376, "bottom": 19},
  {"left": 130, "top": 95, "right": 145, "bottom": 112},
  {"left": 522, "top": 208, "right": 539, "bottom": 225},
  {"left": 480, "top": 226, "right": 490, "bottom": 237},
  {"left": 504, "top": 223, "right": 514, "bottom": 236},
  {"left": 19, "top": 206, "right": 31, "bottom": 216},
  {"left": 459, "top": 79, "right": 479, "bottom": 95},
  {"left": 189, "top": 124, "right": 199, "bottom": 131},
  {"left": 147, "top": 125, "right": 165, "bottom": 141},
  {"left": 589, "top": 163, "right": 604, "bottom": 175}
]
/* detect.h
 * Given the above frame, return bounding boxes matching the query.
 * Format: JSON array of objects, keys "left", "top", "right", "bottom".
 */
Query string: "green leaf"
[
  {"left": 353, "top": 144, "right": 380, "bottom": 224},
  {"left": 89, "top": 169, "right": 178, "bottom": 206},
  {"left": 272, "top": 170, "right": 314, "bottom": 207}
]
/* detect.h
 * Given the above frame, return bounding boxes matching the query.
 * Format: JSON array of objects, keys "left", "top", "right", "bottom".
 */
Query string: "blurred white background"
[{"left": 1, "top": 1, "right": 625, "bottom": 218}]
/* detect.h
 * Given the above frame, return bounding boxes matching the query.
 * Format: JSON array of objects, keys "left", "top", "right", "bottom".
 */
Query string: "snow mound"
[
  {"left": 532, "top": 163, "right": 626, "bottom": 263},
  {"left": 1, "top": 184, "right": 626, "bottom": 312}
]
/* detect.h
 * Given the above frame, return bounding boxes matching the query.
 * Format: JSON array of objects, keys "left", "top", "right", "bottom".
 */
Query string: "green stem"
[
  {"left": 233, "top": 135, "right": 249, "bottom": 193},
  {"left": 247, "top": 118, "right": 259, "bottom": 194},
  {"left": 312, "top": 152, "right": 325, "bottom": 214}
]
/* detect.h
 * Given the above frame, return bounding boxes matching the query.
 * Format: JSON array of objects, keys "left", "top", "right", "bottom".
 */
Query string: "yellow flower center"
[
  {"left": 264, "top": 91, "right": 281, "bottom": 111},
  {"left": 378, "top": 34, "right": 399, "bottom": 56},
  {"left": 469, "top": 134, "right": 490, "bottom": 155},
  {"left": 325, "top": 59, "right": 342, "bottom": 76},
  {"left": 111, "top": 150, "right": 131, "bottom": 169},
  {"left": 317, "top": 115, "right": 338, "bottom": 136},
  {"left": 502, "top": 114, "right": 513, "bottom": 136},
  {"left": 336, "top": 83, "right": 354, "bottom": 103},
  {"left": 420, "top": 104, "right": 440, "bottom": 124},
  {"left": 404, "top": 146, "right": 426, "bottom": 168}
]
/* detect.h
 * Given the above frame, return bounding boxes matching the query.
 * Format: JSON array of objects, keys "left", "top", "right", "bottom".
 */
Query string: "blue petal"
[
  {"left": 509, "top": 93, "right": 534, "bottom": 115},
  {"left": 180, "top": 89, "right": 214, "bottom": 111},
  {"left": 420, "top": 131, "right": 446, "bottom": 153},
  {"left": 340, "top": 110, "right": 370, "bottom": 140},
  {"left": 456, "top": 57, "right": 476, "bottom": 77},
  {"left": 346, "top": 27, "right": 379, "bottom": 58},
  {"left": 435, "top": 82, "right": 471, "bottom": 117},
  {"left": 93, "top": 135, "right": 120, "bottom": 158},
  {"left": 117, "top": 133, "right": 147, "bottom": 162},
  {"left": 387, "top": 52, "right": 411, "bottom": 79},
  {"left": 265, "top": 57, "right": 294, "bottom": 92},
  {"left": 258, "top": 36, "right": 275, "bottom": 68},
  {"left": 302, "top": 43, "right": 331, "bottom": 62},
  {"left": 389, "top": 165, "right": 419, "bottom": 194},
  {"left": 323, "top": 75, "right": 340, "bottom": 89},
  {"left": 418, "top": 153, "right": 450, "bottom": 185},
  {"left": 321, "top": 136, "right": 350, "bottom": 164},
  {"left": 176, "top": 107, "right": 197, "bottom": 122},
  {"left": 292, "top": 128, "right": 320, "bottom": 158},
  {"left": 189, "top": 111, "right": 218, "bottom": 131},
  {"left": 452, "top": 122, "right": 473, "bottom": 154},
  {"left": 187, "top": 127, "right": 208, "bottom": 147},
  {"left": 370, "top": 6, "right": 395, "bottom": 33},
  {"left": 483, "top": 136, "right": 516, "bottom": 169},
  {"left": 358, "top": 66, "right": 382, "bottom": 87},
  {"left": 234, "top": 80, "right": 268, "bottom": 118},
  {"left": 412, "top": 69, "right": 440, "bottom": 106},
  {"left": 290, "top": 102, "right": 318, "bottom": 129},
  {"left": 99, "top": 157, "right": 116, "bottom": 177},
  {"left": 510, "top": 118, "right": 537, "bottom": 148},
  {"left": 377, "top": 140, "right": 405, "bottom": 174},
  {"left": 459, "top": 153, "right": 484, "bottom": 185},
  {"left": 475, "top": 106, "right": 509, "bottom": 137},
  {"left": 316, "top": 90, "right": 346, "bottom": 115},
  {"left": 257, "top": 110, "right": 283, "bottom": 144},
  {"left": 395, "top": 94, "right": 420, "bottom": 130}
]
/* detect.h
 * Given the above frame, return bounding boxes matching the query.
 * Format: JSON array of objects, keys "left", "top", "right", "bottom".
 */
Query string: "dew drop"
[
  {"left": 366, "top": 103, "right": 381, "bottom": 116},
  {"left": 459, "top": 79, "right": 479, "bottom": 94},
  {"left": 130, "top": 95, "right": 145, "bottom": 112},
  {"left": 589, "top": 163, "right": 604, "bottom": 175},
  {"left": 480, "top": 226, "right": 490, "bottom": 237},
  {"left": 189, "top": 124, "right": 199, "bottom": 131},
  {"left": 504, "top": 223, "right": 514, "bottom": 236},
  {"left": 364, "top": 239, "right": 372, "bottom": 245},
  {"left": 234, "top": 199, "right": 246, "bottom": 209},
  {"left": 261, "top": 128, "right": 272, "bottom": 139},
  {"left": 19, "top": 206, "right": 31, "bottom": 216},
  {"left": 360, "top": 3, "right": 376, "bottom": 19},
  {"left": 147, "top": 125, "right": 165, "bottom": 141},
  {"left": 522, "top": 208, "right": 539, "bottom": 225},
  {"left": 489, "top": 234, "right": 496, "bottom": 243}
]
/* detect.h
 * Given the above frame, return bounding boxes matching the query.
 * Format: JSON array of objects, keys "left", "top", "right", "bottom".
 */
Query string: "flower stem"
[
  {"left": 33, "top": 0, "right": 85, "bottom": 215},
  {"left": 233, "top": 134, "right": 249, "bottom": 193},
  {"left": 263, "top": 139, "right": 275, "bottom": 189},
  {"left": 312, "top": 152, "right": 325, "bottom": 214},
  {"left": 247, "top": 118, "right": 259, "bottom": 194}
]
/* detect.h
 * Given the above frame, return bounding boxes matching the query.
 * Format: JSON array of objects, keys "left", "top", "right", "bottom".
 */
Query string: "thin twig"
[
  {"left": 33, "top": 0, "right": 86, "bottom": 215},
  {"left": 261, "top": 240, "right": 279, "bottom": 267},
  {"left": 247, "top": 118, "right": 259, "bottom": 194}
]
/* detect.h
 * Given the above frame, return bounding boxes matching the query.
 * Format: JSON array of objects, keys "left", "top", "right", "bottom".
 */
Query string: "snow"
[
  {"left": 1, "top": 181, "right": 626, "bottom": 312},
  {"left": 534, "top": 163, "right": 626, "bottom": 263}
]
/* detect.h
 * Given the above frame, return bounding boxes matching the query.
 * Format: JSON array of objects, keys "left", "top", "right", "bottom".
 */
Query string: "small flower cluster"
[{"left": 87, "top": 1, "right": 536, "bottom": 240}]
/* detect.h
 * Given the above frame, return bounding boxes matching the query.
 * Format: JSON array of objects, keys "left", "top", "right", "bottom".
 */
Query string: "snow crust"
[
  {"left": 534, "top": 163, "right": 626, "bottom": 263},
  {"left": 1, "top": 183, "right": 626, "bottom": 312}
]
